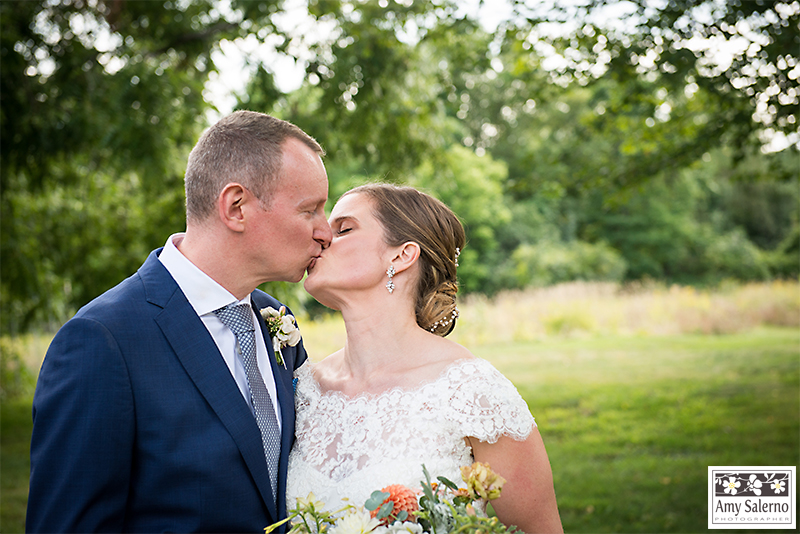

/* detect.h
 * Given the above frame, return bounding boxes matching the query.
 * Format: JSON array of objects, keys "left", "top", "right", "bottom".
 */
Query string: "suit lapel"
[{"left": 139, "top": 253, "right": 279, "bottom": 520}]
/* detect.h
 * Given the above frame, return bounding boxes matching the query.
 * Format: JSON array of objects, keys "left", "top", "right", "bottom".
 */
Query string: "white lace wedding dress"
[{"left": 286, "top": 358, "right": 536, "bottom": 513}]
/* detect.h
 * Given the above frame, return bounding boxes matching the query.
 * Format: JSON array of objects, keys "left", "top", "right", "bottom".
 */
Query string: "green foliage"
[
  {"left": 765, "top": 225, "right": 800, "bottom": 279},
  {"left": 509, "top": 241, "right": 627, "bottom": 288},
  {"left": 245, "top": 0, "right": 468, "bottom": 177},
  {"left": 364, "top": 490, "right": 391, "bottom": 512},
  {"left": 1, "top": 169, "right": 183, "bottom": 333},
  {"left": 416, "top": 465, "right": 517, "bottom": 533},
  {"left": 519, "top": 0, "right": 800, "bottom": 155},
  {"left": 0, "top": 338, "right": 36, "bottom": 401},
  {"left": 704, "top": 229, "right": 770, "bottom": 282},
  {"left": 0, "top": 0, "right": 218, "bottom": 191},
  {"left": 716, "top": 151, "right": 800, "bottom": 250},
  {"left": 410, "top": 145, "right": 511, "bottom": 293},
  {"left": 574, "top": 160, "right": 795, "bottom": 285},
  {"left": 1, "top": 0, "right": 234, "bottom": 333},
  {"left": 2, "top": 0, "right": 798, "bottom": 333}
]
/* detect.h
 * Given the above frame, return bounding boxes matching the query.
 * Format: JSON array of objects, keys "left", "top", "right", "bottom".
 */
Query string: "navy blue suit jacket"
[{"left": 26, "top": 249, "right": 307, "bottom": 533}]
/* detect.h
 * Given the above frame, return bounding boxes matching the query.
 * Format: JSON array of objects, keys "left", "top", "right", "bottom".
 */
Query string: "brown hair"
[
  {"left": 344, "top": 183, "right": 466, "bottom": 336},
  {"left": 184, "top": 110, "right": 323, "bottom": 223}
]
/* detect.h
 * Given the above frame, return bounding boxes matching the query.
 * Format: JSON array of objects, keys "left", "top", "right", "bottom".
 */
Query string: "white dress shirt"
[{"left": 158, "top": 233, "right": 282, "bottom": 429}]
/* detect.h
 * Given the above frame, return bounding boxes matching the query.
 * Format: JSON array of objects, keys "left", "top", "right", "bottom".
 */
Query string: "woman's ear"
[
  {"left": 391, "top": 242, "right": 421, "bottom": 274},
  {"left": 217, "top": 183, "right": 248, "bottom": 232}
]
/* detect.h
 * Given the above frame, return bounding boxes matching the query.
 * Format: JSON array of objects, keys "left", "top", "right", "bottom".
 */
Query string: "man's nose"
[{"left": 315, "top": 219, "right": 332, "bottom": 249}]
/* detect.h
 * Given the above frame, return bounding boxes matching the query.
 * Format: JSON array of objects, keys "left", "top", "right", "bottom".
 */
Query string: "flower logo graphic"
[
  {"left": 709, "top": 467, "right": 795, "bottom": 529},
  {"left": 747, "top": 474, "right": 763, "bottom": 496},
  {"left": 724, "top": 477, "right": 741, "bottom": 495}
]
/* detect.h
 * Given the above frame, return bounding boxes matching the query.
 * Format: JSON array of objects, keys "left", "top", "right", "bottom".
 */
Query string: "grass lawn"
[
  {"left": 2, "top": 327, "right": 797, "bottom": 533},
  {"left": 475, "top": 327, "right": 799, "bottom": 533},
  {"left": 1, "top": 396, "right": 33, "bottom": 534}
]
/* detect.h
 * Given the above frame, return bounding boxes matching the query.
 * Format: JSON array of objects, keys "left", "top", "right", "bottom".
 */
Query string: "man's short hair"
[{"left": 184, "top": 110, "right": 323, "bottom": 223}]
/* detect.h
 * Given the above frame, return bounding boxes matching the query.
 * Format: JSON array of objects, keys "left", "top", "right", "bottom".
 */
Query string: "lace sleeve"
[{"left": 447, "top": 359, "right": 536, "bottom": 444}]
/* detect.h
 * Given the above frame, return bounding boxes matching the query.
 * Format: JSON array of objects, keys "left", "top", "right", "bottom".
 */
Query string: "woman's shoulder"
[
  {"left": 438, "top": 357, "right": 537, "bottom": 443},
  {"left": 429, "top": 336, "right": 509, "bottom": 376},
  {"left": 427, "top": 344, "right": 523, "bottom": 399}
]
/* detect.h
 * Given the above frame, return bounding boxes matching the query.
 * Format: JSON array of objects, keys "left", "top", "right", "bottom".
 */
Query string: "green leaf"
[
  {"left": 397, "top": 511, "right": 408, "bottom": 521},
  {"left": 377, "top": 501, "right": 394, "bottom": 519},
  {"left": 421, "top": 465, "right": 435, "bottom": 503},
  {"left": 437, "top": 476, "right": 459, "bottom": 491},
  {"left": 365, "top": 490, "right": 390, "bottom": 511}
]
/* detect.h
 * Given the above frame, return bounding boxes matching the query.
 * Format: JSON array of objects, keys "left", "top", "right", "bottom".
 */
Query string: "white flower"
[
  {"left": 724, "top": 477, "right": 741, "bottom": 495},
  {"left": 771, "top": 480, "right": 786, "bottom": 493},
  {"left": 374, "top": 522, "right": 424, "bottom": 534},
  {"left": 748, "top": 474, "right": 763, "bottom": 495},
  {"left": 329, "top": 510, "right": 381, "bottom": 534},
  {"left": 295, "top": 492, "right": 325, "bottom": 511},
  {"left": 278, "top": 315, "right": 301, "bottom": 346},
  {"left": 262, "top": 306, "right": 282, "bottom": 319},
  {"left": 260, "top": 305, "right": 302, "bottom": 368}
]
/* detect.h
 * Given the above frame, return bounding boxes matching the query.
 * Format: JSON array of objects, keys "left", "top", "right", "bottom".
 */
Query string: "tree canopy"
[{"left": 2, "top": 0, "right": 797, "bottom": 333}]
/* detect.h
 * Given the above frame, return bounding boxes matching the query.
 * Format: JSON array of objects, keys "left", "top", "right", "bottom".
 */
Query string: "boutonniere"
[{"left": 260, "top": 306, "right": 301, "bottom": 369}]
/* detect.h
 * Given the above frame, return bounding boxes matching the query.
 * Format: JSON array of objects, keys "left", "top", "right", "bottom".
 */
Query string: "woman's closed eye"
[{"left": 337, "top": 227, "right": 353, "bottom": 235}]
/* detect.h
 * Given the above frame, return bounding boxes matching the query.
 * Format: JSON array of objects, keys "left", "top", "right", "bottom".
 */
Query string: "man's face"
[{"left": 246, "top": 137, "right": 331, "bottom": 283}]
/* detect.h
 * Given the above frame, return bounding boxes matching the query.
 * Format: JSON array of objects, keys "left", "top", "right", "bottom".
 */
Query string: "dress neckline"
[{"left": 298, "top": 357, "right": 484, "bottom": 403}]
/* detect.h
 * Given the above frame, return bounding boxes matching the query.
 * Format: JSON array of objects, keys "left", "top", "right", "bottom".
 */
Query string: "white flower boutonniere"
[{"left": 260, "top": 306, "right": 301, "bottom": 369}]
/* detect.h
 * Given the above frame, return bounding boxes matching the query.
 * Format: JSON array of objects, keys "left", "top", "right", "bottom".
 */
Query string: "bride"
[{"left": 286, "top": 183, "right": 563, "bottom": 533}]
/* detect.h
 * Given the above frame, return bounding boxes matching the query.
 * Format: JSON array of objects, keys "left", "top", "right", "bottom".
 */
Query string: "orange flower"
[
  {"left": 453, "top": 488, "right": 471, "bottom": 500},
  {"left": 369, "top": 484, "right": 420, "bottom": 525}
]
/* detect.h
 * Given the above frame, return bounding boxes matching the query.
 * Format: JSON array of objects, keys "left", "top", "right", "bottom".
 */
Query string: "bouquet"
[{"left": 266, "top": 462, "right": 517, "bottom": 534}]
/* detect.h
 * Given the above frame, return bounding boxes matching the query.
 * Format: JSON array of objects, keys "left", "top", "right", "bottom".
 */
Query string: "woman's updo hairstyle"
[{"left": 343, "top": 183, "right": 466, "bottom": 337}]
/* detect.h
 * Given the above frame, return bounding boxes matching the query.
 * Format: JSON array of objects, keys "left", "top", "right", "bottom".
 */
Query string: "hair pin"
[{"left": 429, "top": 307, "right": 459, "bottom": 332}]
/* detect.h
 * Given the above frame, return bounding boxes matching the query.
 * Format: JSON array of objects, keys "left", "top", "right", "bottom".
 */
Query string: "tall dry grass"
[
  {"left": 450, "top": 279, "right": 800, "bottom": 346},
  {"left": 6, "top": 281, "right": 799, "bottom": 367},
  {"left": 299, "top": 280, "right": 800, "bottom": 357}
]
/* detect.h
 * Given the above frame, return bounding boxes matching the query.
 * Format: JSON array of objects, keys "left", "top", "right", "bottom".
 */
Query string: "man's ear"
[
  {"left": 392, "top": 242, "right": 421, "bottom": 274},
  {"left": 218, "top": 183, "right": 248, "bottom": 232}
]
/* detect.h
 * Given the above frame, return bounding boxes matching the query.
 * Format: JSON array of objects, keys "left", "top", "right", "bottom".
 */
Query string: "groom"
[{"left": 26, "top": 111, "right": 331, "bottom": 533}]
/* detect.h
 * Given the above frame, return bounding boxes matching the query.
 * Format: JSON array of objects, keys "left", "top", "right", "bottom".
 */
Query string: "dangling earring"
[{"left": 386, "top": 265, "right": 396, "bottom": 294}]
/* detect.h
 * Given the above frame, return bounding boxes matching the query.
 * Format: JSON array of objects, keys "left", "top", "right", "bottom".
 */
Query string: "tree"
[
  {"left": 509, "top": 0, "right": 799, "bottom": 157},
  {"left": 242, "top": 1, "right": 482, "bottom": 177},
  {"left": 3, "top": 0, "right": 797, "bottom": 333},
  {"left": 1, "top": 0, "right": 284, "bottom": 331},
  {"left": 2, "top": 0, "right": 467, "bottom": 331}
]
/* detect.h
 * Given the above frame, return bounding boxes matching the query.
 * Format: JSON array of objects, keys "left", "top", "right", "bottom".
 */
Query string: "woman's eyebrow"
[{"left": 330, "top": 214, "right": 358, "bottom": 226}]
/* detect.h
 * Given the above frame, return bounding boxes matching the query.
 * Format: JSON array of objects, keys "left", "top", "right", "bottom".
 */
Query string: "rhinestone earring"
[{"left": 386, "top": 265, "right": 396, "bottom": 293}]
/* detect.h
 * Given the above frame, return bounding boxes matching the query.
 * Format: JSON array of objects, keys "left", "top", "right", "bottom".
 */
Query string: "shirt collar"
[{"left": 159, "top": 233, "right": 251, "bottom": 316}]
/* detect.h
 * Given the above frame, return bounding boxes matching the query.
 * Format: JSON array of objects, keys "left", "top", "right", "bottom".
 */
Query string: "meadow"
[{"left": 2, "top": 281, "right": 798, "bottom": 533}]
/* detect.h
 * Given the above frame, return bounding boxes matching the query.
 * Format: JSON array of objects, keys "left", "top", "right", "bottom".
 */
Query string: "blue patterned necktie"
[{"left": 214, "top": 303, "right": 280, "bottom": 499}]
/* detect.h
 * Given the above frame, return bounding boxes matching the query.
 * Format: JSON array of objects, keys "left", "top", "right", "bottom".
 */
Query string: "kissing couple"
[{"left": 27, "top": 111, "right": 562, "bottom": 533}]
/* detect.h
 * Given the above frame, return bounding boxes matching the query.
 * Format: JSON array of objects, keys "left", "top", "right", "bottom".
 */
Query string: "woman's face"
[{"left": 303, "top": 192, "right": 392, "bottom": 309}]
